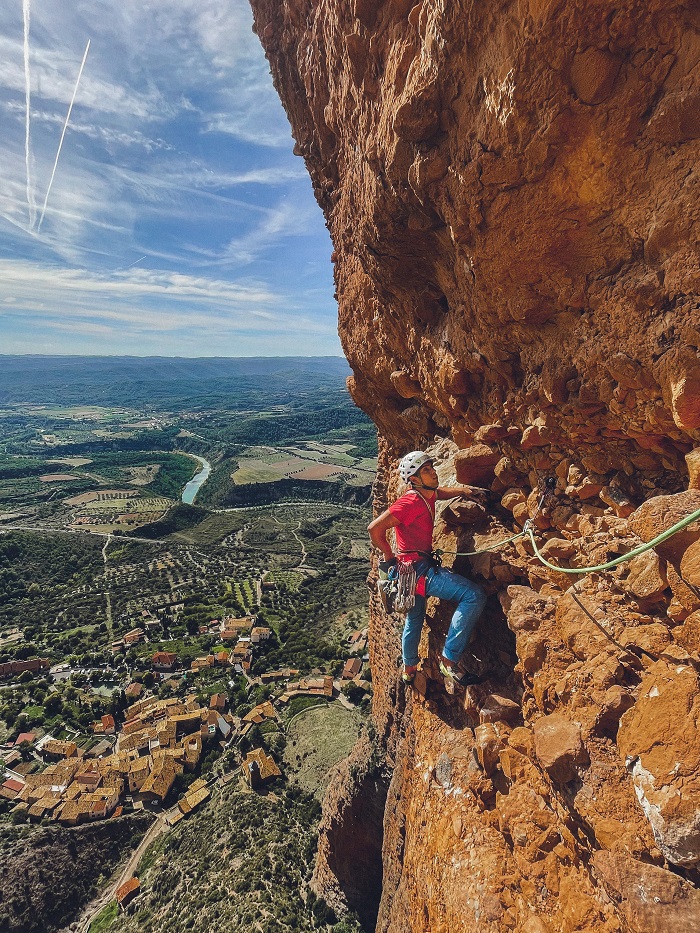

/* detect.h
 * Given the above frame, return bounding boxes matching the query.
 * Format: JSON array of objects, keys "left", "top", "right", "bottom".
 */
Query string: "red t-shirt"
[{"left": 388, "top": 490, "right": 435, "bottom": 557}]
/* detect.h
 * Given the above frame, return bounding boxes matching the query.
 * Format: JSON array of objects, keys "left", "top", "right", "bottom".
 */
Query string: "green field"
[
  {"left": 232, "top": 579, "right": 257, "bottom": 609},
  {"left": 84, "top": 496, "right": 173, "bottom": 514},
  {"left": 264, "top": 570, "right": 305, "bottom": 592},
  {"left": 232, "top": 460, "right": 291, "bottom": 484},
  {"left": 88, "top": 901, "right": 119, "bottom": 933}
]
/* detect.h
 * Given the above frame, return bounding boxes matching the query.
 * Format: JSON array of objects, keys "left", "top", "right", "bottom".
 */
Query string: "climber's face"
[{"left": 412, "top": 463, "right": 438, "bottom": 490}]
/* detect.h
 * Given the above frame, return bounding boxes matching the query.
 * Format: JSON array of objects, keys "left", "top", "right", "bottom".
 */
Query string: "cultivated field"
[
  {"left": 231, "top": 443, "right": 376, "bottom": 487},
  {"left": 264, "top": 569, "right": 305, "bottom": 591}
]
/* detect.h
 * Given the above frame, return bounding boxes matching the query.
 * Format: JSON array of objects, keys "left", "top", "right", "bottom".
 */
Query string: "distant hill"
[{"left": 0, "top": 356, "right": 354, "bottom": 409}]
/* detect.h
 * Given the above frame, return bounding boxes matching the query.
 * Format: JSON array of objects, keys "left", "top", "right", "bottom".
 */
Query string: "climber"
[{"left": 368, "top": 450, "right": 487, "bottom": 688}]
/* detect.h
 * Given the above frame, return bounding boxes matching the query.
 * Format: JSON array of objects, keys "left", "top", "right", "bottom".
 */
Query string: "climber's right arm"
[{"left": 368, "top": 509, "right": 400, "bottom": 562}]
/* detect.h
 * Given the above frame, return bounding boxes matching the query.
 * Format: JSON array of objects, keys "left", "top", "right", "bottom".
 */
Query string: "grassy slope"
[
  {"left": 284, "top": 704, "right": 365, "bottom": 798},
  {"left": 100, "top": 785, "right": 362, "bottom": 933}
]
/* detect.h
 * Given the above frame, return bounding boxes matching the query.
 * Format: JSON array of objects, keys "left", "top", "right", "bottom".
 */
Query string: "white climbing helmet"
[{"left": 398, "top": 450, "right": 433, "bottom": 484}]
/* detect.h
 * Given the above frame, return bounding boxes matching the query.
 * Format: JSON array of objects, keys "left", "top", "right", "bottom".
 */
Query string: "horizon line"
[{"left": 0, "top": 353, "right": 348, "bottom": 360}]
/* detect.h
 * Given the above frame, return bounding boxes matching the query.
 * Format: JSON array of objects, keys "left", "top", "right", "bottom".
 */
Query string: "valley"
[{"left": 0, "top": 356, "right": 375, "bottom": 933}]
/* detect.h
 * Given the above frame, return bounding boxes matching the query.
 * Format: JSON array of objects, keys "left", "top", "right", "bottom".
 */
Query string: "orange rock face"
[{"left": 249, "top": 0, "right": 700, "bottom": 929}]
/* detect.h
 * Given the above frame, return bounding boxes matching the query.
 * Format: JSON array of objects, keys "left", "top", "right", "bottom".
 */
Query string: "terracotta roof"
[
  {"left": 14, "top": 732, "right": 35, "bottom": 746},
  {"left": 342, "top": 658, "right": 362, "bottom": 678},
  {"left": 152, "top": 651, "right": 177, "bottom": 666},
  {"left": 2, "top": 778, "right": 24, "bottom": 793},
  {"left": 116, "top": 877, "right": 140, "bottom": 903},
  {"left": 243, "top": 748, "right": 281, "bottom": 783},
  {"left": 58, "top": 800, "right": 83, "bottom": 823},
  {"left": 170, "top": 713, "right": 202, "bottom": 734},
  {"left": 29, "top": 801, "right": 52, "bottom": 818},
  {"left": 183, "top": 735, "right": 202, "bottom": 765},
  {"left": 140, "top": 760, "right": 179, "bottom": 799},
  {"left": 63, "top": 782, "right": 83, "bottom": 800},
  {"left": 43, "top": 738, "right": 78, "bottom": 757},
  {"left": 184, "top": 786, "right": 210, "bottom": 810},
  {"left": 241, "top": 703, "right": 273, "bottom": 724}
]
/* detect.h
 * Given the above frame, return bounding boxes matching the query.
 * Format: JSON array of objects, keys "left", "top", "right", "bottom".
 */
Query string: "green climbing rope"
[
  {"left": 525, "top": 505, "right": 700, "bottom": 575},
  {"left": 434, "top": 504, "right": 700, "bottom": 572}
]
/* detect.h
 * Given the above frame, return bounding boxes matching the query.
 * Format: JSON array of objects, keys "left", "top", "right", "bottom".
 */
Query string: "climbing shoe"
[
  {"left": 439, "top": 660, "right": 482, "bottom": 688},
  {"left": 401, "top": 666, "right": 418, "bottom": 685}
]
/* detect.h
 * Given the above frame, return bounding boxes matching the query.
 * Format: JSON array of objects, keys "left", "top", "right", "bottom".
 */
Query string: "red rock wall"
[{"left": 249, "top": 1, "right": 700, "bottom": 930}]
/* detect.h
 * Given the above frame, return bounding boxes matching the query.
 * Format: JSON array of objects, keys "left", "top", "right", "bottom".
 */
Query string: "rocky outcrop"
[
  {"left": 0, "top": 814, "right": 152, "bottom": 933},
  {"left": 249, "top": 0, "right": 700, "bottom": 929},
  {"left": 313, "top": 732, "right": 388, "bottom": 930}
]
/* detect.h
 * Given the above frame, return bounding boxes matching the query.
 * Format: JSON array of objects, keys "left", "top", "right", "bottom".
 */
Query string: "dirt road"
[{"left": 77, "top": 811, "right": 167, "bottom": 933}]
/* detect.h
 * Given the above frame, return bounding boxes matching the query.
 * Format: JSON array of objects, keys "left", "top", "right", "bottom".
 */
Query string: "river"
[{"left": 181, "top": 455, "right": 211, "bottom": 504}]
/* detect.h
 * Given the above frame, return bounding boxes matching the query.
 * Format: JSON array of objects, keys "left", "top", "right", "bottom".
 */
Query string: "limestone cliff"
[{"left": 248, "top": 1, "right": 700, "bottom": 930}]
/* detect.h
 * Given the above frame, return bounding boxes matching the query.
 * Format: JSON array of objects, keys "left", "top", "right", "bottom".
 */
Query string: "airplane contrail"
[
  {"left": 124, "top": 256, "right": 147, "bottom": 270},
  {"left": 37, "top": 38, "right": 90, "bottom": 233},
  {"left": 23, "top": 0, "right": 36, "bottom": 229}
]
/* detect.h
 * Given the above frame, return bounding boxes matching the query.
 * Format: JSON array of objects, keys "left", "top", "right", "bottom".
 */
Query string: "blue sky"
[{"left": 0, "top": 0, "right": 341, "bottom": 356}]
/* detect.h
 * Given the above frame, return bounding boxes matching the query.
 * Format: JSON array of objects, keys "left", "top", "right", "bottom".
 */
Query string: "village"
[
  {"left": 0, "top": 480, "right": 372, "bottom": 925},
  {"left": 0, "top": 608, "right": 370, "bottom": 837}
]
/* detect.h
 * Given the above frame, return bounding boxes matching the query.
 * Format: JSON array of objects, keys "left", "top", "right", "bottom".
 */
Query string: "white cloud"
[
  {"left": 221, "top": 198, "right": 321, "bottom": 266},
  {"left": 0, "top": 260, "right": 335, "bottom": 338}
]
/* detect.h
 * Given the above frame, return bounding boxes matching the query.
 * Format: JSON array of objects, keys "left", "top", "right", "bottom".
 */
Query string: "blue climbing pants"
[{"left": 402, "top": 560, "right": 486, "bottom": 668}]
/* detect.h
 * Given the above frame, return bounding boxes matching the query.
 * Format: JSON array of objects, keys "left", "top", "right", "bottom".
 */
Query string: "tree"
[
  {"left": 109, "top": 689, "right": 127, "bottom": 715},
  {"left": 15, "top": 643, "right": 38, "bottom": 660},
  {"left": 29, "top": 687, "right": 46, "bottom": 706},
  {"left": 15, "top": 713, "right": 28, "bottom": 732},
  {"left": 341, "top": 682, "right": 366, "bottom": 705},
  {"left": 43, "top": 693, "right": 63, "bottom": 716}
]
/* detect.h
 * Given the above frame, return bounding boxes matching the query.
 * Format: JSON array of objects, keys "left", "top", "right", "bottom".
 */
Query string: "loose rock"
[{"left": 533, "top": 713, "right": 588, "bottom": 782}]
